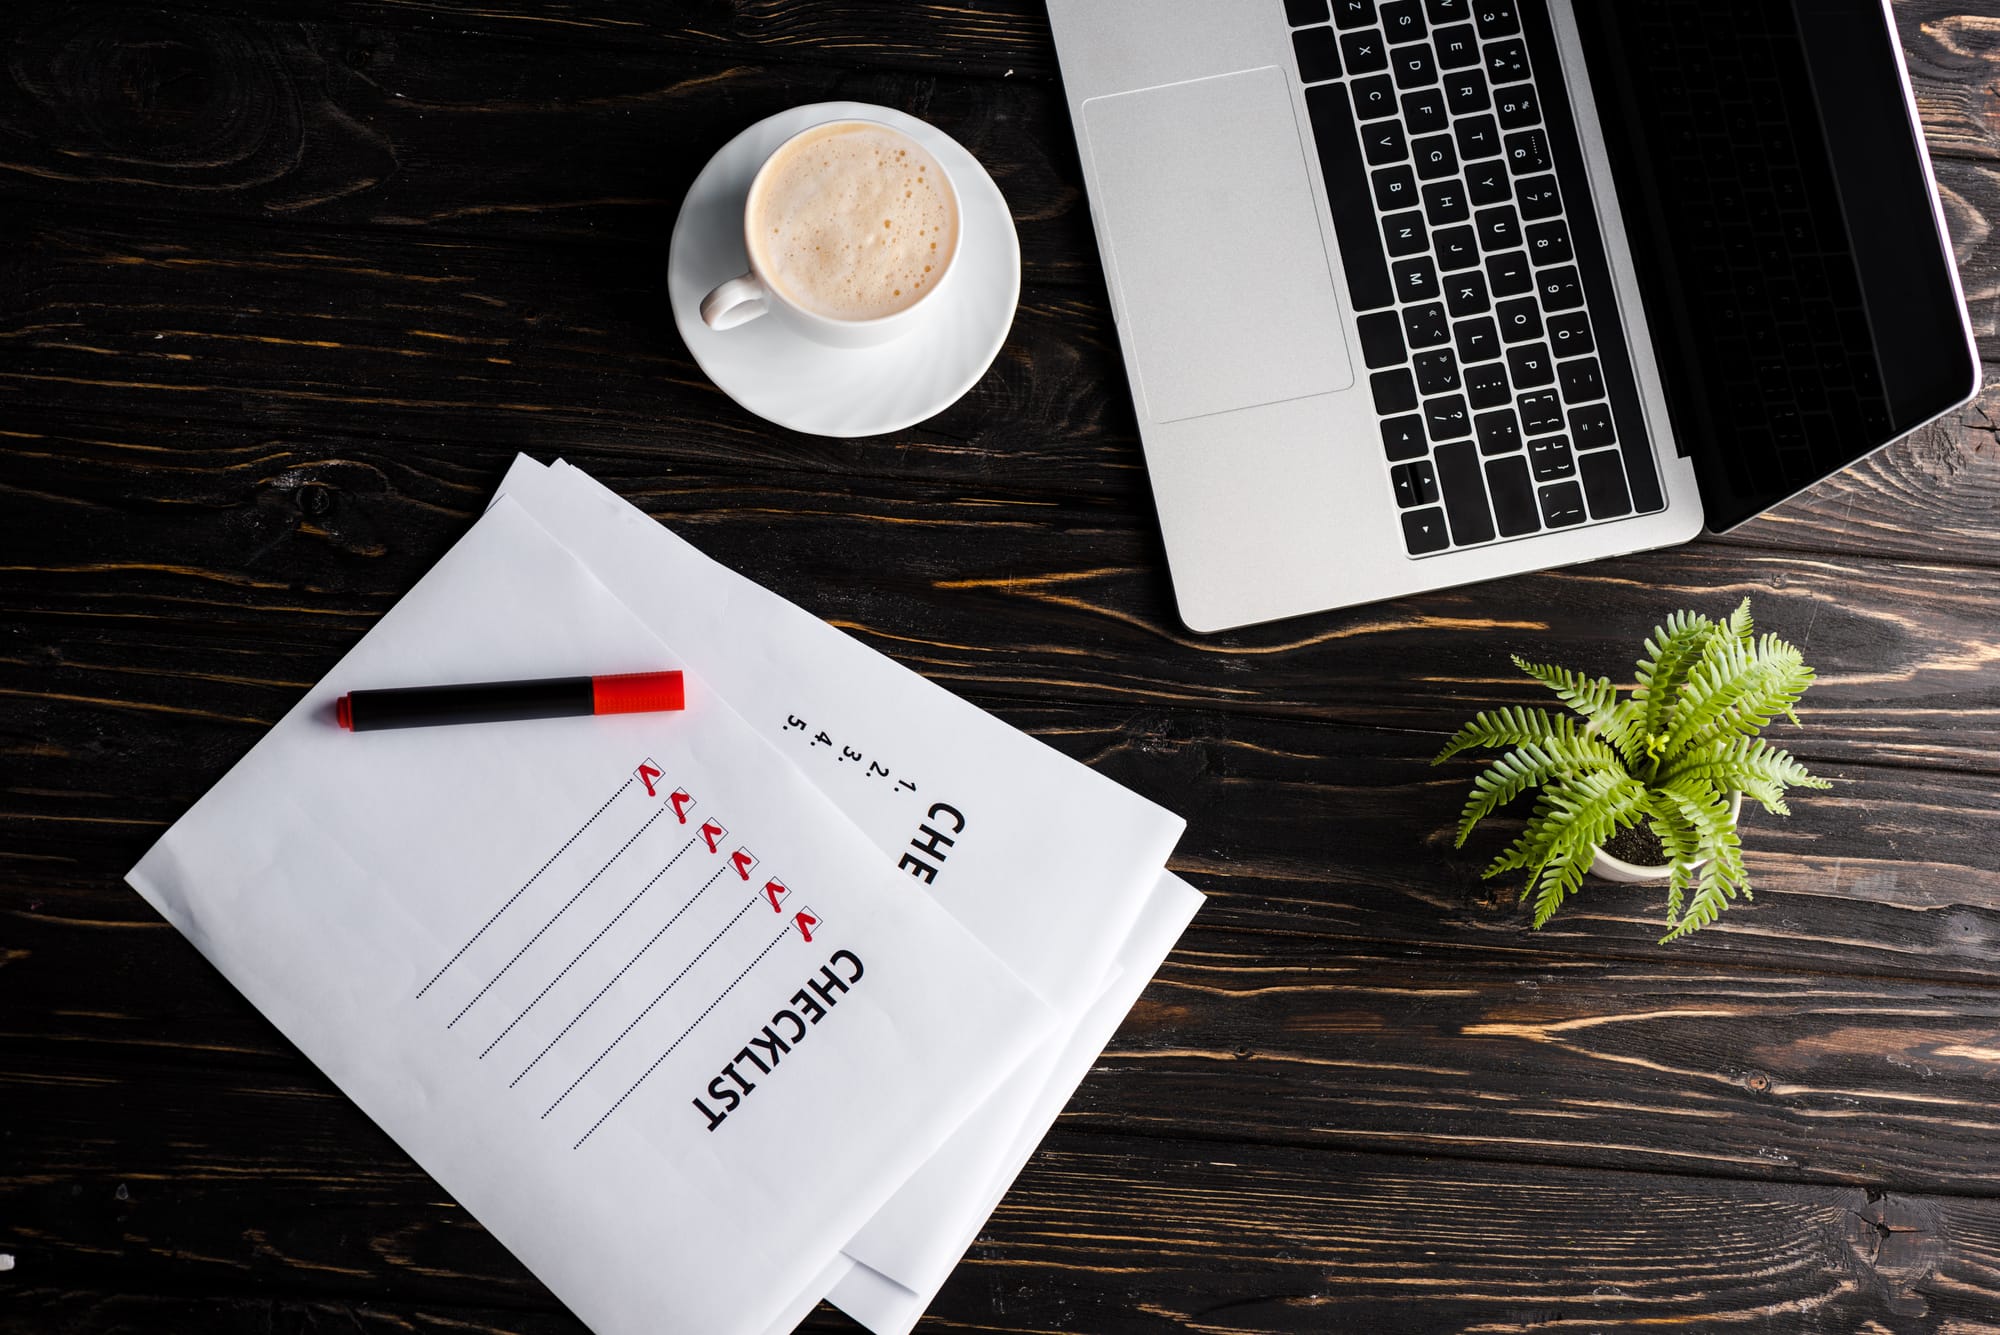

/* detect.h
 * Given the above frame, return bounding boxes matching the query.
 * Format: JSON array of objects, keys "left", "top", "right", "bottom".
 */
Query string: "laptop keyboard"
[{"left": 1285, "top": 0, "right": 1664, "bottom": 557}]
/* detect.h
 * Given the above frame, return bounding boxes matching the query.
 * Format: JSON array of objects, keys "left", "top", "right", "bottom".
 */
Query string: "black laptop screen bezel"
[{"left": 1569, "top": 0, "right": 1976, "bottom": 532}]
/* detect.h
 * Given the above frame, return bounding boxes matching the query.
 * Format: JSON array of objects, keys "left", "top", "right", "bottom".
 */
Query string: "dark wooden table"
[{"left": 7, "top": 3, "right": 2000, "bottom": 1331}]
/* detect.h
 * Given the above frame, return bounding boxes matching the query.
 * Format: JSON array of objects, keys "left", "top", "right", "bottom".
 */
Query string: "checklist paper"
[
  {"left": 127, "top": 499, "right": 1058, "bottom": 1335},
  {"left": 493, "top": 457, "right": 1199, "bottom": 1327}
]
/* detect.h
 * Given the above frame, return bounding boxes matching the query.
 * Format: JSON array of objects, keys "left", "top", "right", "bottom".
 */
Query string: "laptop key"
[
  {"left": 1433, "top": 23, "right": 1480, "bottom": 70},
  {"left": 1382, "top": 0, "right": 1427, "bottom": 41},
  {"left": 1414, "top": 347, "right": 1460, "bottom": 393},
  {"left": 1392, "top": 459, "right": 1440, "bottom": 507},
  {"left": 1504, "top": 129, "right": 1550, "bottom": 174},
  {"left": 1353, "top": 73, "right": 1400, "bottom": 119},
  {"left": 1486, "top": 249, "right": 1533, "bottom": 296},
  {"left": 1435, "top": 225, "right": 1479, "bottom": 272},
  {"left": 1494, "top": 82, "right": 1539, "bottom": 129},
  {"left": 1569, "top": 402, "right": 1616, "bottom": 449},
  {"left": 1444, "top": 66, "right": 1490, "bottom": 114},
  {"left": 1383, "top": 209, "right": 1428, "bottom": 256},
  {"left": 1372, "top": 367, "right": 1420, "bottom": 414},
  {"left": 1547, "top": 309, "right": 1592, "bottom": 356},
  {"left": 1454, "top": 114, "right": 1502, "bottom": 161},
  {"left": 1412, "top": 133, "right": 1458, "bottom": 179},
  {"left": 1363, "top": 119, "right": 1409, "bottom": 165},
  {"left": 1334, "top": 0, "right": 1377, "bottom": 27},
  {"left": 1517, "top": 389, "right": 1562, "bottom": 435},
  {"left": 1485, "top": 38, "right": 1530, "bottom": 83},
  {"left": 1475, "top": 203, "right": 1521, "bottom": 252},
  {"left": 1538, "top": 264, "right": 1584, "bottom": 310},
  {"left": 1496, "top": 296, "right": 1541, "bottom": 343},
  {"left": 1454, "top": 313, "right": 1500, "bottom": 361},
  {"left": 1558, "top": 356, "right": 1604, "bottom": 402},
  {"left": 1465, "top": 161, "right": 1510, "bottom": 205},
  {"left": 1475, "top": 407, "right": 1522, "bottom": 455},
  {"left": 1424, "top": 392, "right": 1472, "bottom": 440},
  {"left": 1402, "top": 302, "right": 1450, "bottom": 347},
  {"left": 1579, "top": 449, "right": 1633, "bottom": 519},
  {"left": 1426, "top": 0, "right": 1469, "bottom": 20},
  {"left": 1293, "top": 27, "right": 1342, "bottom": 82},
  {"left": 1423, "top": 180, "right": 1470, "bottom": 224},
  {"left": 1528, "top": 434, "right": 1574, "bottom": 481},
  {"left": 1465, "top": 359, "right": 1510, "bottom": 407},
  {"left": 1287, "top": 0, "right": 1332, "bottom": 23},
  {"left": 1473, "top": 0, "right": 1519, "bottom": 39},
  {"left": 1485, "top": 455, "right": 1541, "bottom": 536},
  {"left": 1394, "top": 43, "right": 1440, "bottom": 90},
  {"left": 1304, "top": 84, "right": 1396, "bottom": 311},
  {"left": 1446, "top": 271, "right": 1490, "bottom": 317},
  {"left": 1402, "top": 505, "right": 1451, "bottom": 554},
  {"left": 1527, "top": 219, "right": 1572, "bottom": 265},
  {"left": 1372, "top": 163, "right": 1418, "bottom": 209},
  {"left": 1433, "top": 441, "right": 1497, "bottom": 544},
  {"left": 1342, "top": 29, "right": 1390, "bottom": 75},
  {"left": 1507, "top": 341, "right": 1554, "bottom": 387},
  {"left": 1516, "top": 174, "right": 1561, "bottom": 218},
  {"left": 1539, "top": 479, "right": 1586, "bottom": 527},
  {"left": 1402, "top": 88, "right": 1449, "bottom": 135},
  {"left": 1357, "top": 311, "right": 1406, "bottom": 369},
  {"left": 1382, "top": 413, "right": 1428, "bottom": 460}
]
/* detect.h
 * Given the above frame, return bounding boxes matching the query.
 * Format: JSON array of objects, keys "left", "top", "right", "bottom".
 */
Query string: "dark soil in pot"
[{"left": 1600, "top": 822, "right": 1667, "bottom": 868}]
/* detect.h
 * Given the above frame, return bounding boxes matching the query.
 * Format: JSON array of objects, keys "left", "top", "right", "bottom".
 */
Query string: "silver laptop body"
[{"left": 1047, "top": 0, "right": 1976, "bottom": 631}]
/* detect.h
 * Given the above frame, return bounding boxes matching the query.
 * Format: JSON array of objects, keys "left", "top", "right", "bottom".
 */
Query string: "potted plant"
[{"left": 1435, "top": 599, "right": 1830, "bottom": 942}]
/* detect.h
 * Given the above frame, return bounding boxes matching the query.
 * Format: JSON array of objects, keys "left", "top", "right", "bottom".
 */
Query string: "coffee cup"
[{"left": 700, "top": 118, "right": 962, "bottom": 349}]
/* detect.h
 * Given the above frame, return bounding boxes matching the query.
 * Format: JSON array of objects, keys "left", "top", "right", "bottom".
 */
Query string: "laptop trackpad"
[{"left": 1082, "top": 67, "right": 1352, "bottom": 424}]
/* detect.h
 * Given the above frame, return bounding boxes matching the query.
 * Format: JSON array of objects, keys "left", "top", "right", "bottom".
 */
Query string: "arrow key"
[{"left": 1402, "top": 504, "right": 1451, "bottom": 555}]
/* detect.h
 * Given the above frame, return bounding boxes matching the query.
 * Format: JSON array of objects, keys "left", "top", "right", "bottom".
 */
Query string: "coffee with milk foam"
[{"left": 751, "top": 122, "right": 958, "bottom": 321}]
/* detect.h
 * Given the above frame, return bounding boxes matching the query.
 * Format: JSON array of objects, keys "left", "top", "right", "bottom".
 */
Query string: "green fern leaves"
[{"left": 1433, "top": 599, "right": 1829, "bottom": 942}]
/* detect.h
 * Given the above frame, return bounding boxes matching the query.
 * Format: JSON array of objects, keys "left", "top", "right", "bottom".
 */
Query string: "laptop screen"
[{"left": 1570, "top": 0, "right": 1975, "bottom": 531}]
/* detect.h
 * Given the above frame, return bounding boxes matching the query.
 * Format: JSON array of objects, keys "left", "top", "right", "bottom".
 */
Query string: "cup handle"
[{"left": 701, "top": 272, "right": 769, "bottom": 330}]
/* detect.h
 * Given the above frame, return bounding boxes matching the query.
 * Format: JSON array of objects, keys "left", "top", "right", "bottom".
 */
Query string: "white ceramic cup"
[{"left": 699, "top": 118, "right": 963, "bottom": 350}]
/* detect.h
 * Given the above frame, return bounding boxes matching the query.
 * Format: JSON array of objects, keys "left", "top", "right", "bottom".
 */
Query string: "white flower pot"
[{"left": 1588, "top": 791, "right": 1744, "bottom": 883}]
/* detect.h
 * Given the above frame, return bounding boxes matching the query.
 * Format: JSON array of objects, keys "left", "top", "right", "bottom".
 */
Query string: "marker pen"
[{"left": 336, "top": 671, "right": 685, "bottom": 732}]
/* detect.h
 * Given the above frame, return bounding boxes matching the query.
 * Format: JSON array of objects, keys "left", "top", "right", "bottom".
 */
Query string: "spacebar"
[{"left": 1304, "top": 82, "right": 1394, "bottom": 313}]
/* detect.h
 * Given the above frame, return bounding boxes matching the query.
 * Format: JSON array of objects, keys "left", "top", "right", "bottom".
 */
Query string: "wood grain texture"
[
  {"left": 8, "top": 2, "right": 2000, "bottom": 1333},
  {"left": 7, "top": 421, "right": 2000, "bottom": 783},
  {"left": 12, "top": 1137, "right": 2000, "bottom": 1333}
]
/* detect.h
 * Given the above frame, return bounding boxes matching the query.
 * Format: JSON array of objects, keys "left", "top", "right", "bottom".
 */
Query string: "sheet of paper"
[
  {"left": 127, "top": 499, "right": 1055, "bottom": 1335},
  {"left": 497, "top": 455, "right": 1186, "bottom": 1020},
  {"left": 828, "top": 870, "right": 1207, "bottom": 1335},
  {"left": 492, "top": 457, "right": 1194, "bottom": 1297}
]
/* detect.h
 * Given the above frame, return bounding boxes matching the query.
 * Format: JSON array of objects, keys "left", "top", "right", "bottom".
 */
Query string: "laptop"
[{"left": 1047, "top": 0, "right": 1979, "bottom": 631}]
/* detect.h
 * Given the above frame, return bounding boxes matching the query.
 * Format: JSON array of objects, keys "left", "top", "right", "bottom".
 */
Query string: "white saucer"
[{"left": 668, "top": 102, "right": 1022, "bottom": 439}]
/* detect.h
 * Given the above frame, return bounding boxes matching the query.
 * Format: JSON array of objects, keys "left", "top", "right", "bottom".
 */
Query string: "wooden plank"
[
  {"left": 0, "top": 2, "right": 1992, "bottom": 284},
  {"left": 1904, "top": 0, "right": 2000, "bottom": 162},
  {"left": 17, "top": 0, "right": 1999, "bottom": 144},
  {"left": 3, "top": 1114, "right": 1998, "bottom": 1333},
  {"left": 5, "top": 204, "right": 2000, "bottom": 564},
  {"left": 0, "top": 6, "right": 1098, "bottom": 271},
  {"left": 7, "top": 423, "right": 2000, "bottom": 782}
]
